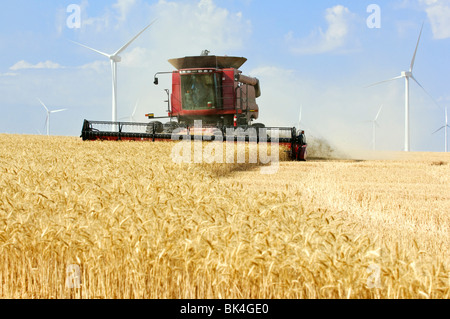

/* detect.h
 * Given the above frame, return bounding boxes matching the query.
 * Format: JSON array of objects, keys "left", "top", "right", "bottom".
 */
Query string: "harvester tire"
[
  {"left": 163, "top": 121, "right": 179, "bottom": 133},
  {"left": 251, "top": 123, "right": 269, "bottom": 140},
  {"left": 297, "top": 146, "right": 306, "bottom": 162},
  {"left": 146, "top": 121, "right": 164, "bottom": 134},
  {"left": 252, "top": 123, "right": 265, "bottom": 129}
]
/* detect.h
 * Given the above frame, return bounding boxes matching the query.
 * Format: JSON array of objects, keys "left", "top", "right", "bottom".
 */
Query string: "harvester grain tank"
[{"left": 152, "top": 52, "right": 261, "bottom": 128}]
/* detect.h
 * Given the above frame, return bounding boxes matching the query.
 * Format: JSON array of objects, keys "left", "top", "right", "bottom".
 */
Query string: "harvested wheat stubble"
[{"left": 0, "top": 134, "right": 448, "bottom": 299}]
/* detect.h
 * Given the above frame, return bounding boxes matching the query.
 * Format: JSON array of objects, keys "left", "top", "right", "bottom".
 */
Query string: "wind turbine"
[
  {"left": 297, "top": 105, "right": 303, "bottom": 130},
  {"left": 37, "top": 98, "right": 68, "bottom": 136},
  {"left": 367, "top": 23, "right": 436, "bottom": 152},
  {"left": 293, "top": 104, "right": 303, "bottom": 134},
  {"left": 71, "top": 20, "right": 156, "bottom": 123},
  {"left": 370, "top": 105, "right": 383, "bottom": 151},
  {"left": 433, "top": 106, "right": 449, "bottom": 152},
  {"left": 119, "top": 99, "right": 139, "bottom": 122}
]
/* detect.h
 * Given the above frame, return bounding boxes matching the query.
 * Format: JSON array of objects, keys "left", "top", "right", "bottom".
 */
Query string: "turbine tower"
[
  {"left": 37, "top": 98, "right": 68, "bottom": 136},
  {"left": 367, "top": 23, "right": 436, "bottom": 152},
  {"left": 72, "top": 20, "right": 156, "bottom": 123},
  {"left": 433, "top": 106, "right": 449, "bottom": 152}
]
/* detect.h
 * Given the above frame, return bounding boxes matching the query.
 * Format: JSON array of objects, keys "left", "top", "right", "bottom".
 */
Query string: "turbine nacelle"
[
  {"left": 402, "top": 71, "right": 412, "bottom": 78},
  {"left": 111, "top": 55, "right": 122, "bottom": 63}
]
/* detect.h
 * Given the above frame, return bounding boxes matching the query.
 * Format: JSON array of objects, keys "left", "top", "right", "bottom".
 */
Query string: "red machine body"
[{"left": 158, "top": 54, "right": 261, "bottom": 127}]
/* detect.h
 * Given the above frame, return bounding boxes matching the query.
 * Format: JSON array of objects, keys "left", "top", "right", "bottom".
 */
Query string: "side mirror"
[{"left": 154, "top": 77, "right": 159, "bottom": 85}]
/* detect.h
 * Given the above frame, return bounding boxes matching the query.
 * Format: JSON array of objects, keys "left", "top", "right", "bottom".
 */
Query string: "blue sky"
[{"left": 1, "top": 0, "right": 449, "bottom": 152}]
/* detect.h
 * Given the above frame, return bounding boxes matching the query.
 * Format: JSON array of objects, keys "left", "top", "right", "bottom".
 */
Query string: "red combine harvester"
[{"left": 81, "top": 51, "right": 307, "bottom": 161}]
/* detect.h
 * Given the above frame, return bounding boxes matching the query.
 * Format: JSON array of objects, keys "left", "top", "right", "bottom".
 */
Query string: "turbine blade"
[
  {"left": 298, "top": 105, "right": 302, "bottom": 125},
  {"left": 411, "top": 76, "right": 441, "bottom": 108},
  {"left": 432, "top": 126, "right": 445, "bottom": 134},
  {"left": 50, "top": 109, "right": 68, "bottom": 114},
  {"left": 294, "top": 105, "right": 303, "bottom": 129},
  {"left": 374, "top": 105, "right": 383, "bottom": 121},
  {"left": 410, "top": 22, "right": 424, "bottom": 72},
  {"left": 411, "top": 76, "right": 426, "bottom": 90},
  {"left": 132, "top": 99, "right": 139, "bottom": 118},
  {"left": 445, "top": 107, "right": 448, "bottom": 124},
  {"left": 114, "top": 19, "right": 157, "bottom": 56},
  {"left": 365, "top": 76, "right": 403, "bottom": 88},
  {"left": 37, "top": 98, "right": 49, "bottom": 112},
  {"left": 71, "top": 40, "right": 111, "bottom": 58}
]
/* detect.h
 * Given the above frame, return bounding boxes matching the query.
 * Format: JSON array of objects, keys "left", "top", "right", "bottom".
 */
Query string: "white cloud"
[
  {"left": 420, "top": 0, "right": 450, "bottom": 39},
  {"left": 285, "top": 5, "right": 356, "bottom": 55},
  {"left": 113, "top": 0, "right": 137, "bottom": 22},
  {"left": 79, "top": 60, "right": 109, "bottom": 72},
  {"left": 80, "top": 0, "right": 112, "bottom": 33},
  {"left": 9, "top": 60, "right": 64, "bottom": 71},
  {"left": 395, "top": 20, "right": 421, "bottom": 38},
  {"left": 0, "top": 72, "right": 18, "bottom": 77},
  {"left": 121, "top": 47, "right": 153, "bottom": 67},
  {"left": 9, "top": 59, "right": 109, "bottom": 73},
  {"left": 149, "top": 0, "right": 251, "bottom": 57}
]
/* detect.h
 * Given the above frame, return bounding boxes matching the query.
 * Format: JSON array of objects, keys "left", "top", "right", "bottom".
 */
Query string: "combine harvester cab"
[{"left": 81, "top": 51, "right": 307, "bottom": 161}]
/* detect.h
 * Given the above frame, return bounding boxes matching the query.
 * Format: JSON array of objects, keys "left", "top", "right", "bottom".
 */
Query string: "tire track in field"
[{"left": 222, "top": 159, "right": 450, "bottom": 259}]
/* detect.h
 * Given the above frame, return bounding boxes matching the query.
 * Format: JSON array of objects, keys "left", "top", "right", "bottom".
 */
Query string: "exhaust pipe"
[
  {"left": 236, "top": 74, "right": 258, "bottom": 86},
  {"left": 235, "top": 74, "right": 261, "bottom": 98}
]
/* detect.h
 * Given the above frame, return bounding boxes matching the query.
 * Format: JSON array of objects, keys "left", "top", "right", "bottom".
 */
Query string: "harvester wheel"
[
  {"left": 251, "top": 123, "right": 269, "bottom": 140},
  {"left": 146, "top": 121, "right": 164, "bottom": 134},
  {"left": 297, "top": 145, "right": 307, "bottom": 162},
  {"left": 163, "top": 121, "right": 179, "bottom": 133},
  {"left": 252, "top": 123, "right": 265, "bottom": 129}
]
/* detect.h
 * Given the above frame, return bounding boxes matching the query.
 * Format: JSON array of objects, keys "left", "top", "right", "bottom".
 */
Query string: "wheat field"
[{"left": 0, "top": 134, "right": 448, "bottom": 299}]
